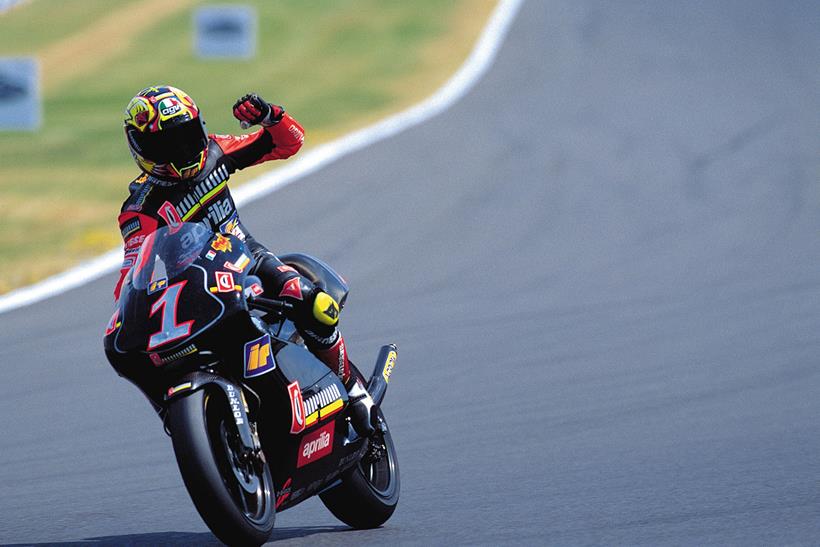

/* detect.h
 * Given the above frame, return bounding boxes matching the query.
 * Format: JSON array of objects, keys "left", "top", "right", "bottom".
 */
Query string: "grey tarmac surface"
[{"left": 2, "top": 1, "right": 820, "bottom": 545}]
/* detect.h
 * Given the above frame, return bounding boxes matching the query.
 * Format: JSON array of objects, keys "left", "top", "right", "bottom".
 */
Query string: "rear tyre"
[
  {"left": 167, "top": 387, "right": 274, "bottom": 546},
  {"left": 320, "top": 409, "right": 400, "bottom": 528}
]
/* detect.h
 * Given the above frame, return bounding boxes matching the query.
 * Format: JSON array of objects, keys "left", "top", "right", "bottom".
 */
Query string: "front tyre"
[
  {"left": 167, "top": 387, "right": 274, "bottom": 546},
  {"left": 320, "top": 409, "right": 400, "bottom": 528}
]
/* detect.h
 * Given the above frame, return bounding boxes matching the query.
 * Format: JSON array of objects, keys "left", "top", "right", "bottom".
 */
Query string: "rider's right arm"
[
  {"left": 211, "top": 112, "right": 305, "bottom": 171},
  {"left": 113, "top": 211, "right": 158, "bottom": 301}
]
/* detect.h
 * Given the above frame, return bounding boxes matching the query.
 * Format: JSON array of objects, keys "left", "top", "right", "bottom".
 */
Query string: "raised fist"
[{"left": 232, "top": 93, "right": 284, "bottom": 127}]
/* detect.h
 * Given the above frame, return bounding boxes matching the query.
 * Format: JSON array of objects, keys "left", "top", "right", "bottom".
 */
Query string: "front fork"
[{"left": 165, "top": 371, "right": 262, "bottom": 457}]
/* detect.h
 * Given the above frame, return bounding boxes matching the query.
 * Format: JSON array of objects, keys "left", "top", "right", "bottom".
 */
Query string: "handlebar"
[{"left": 247, "top": 295, "right": 293, "bottom": 314}]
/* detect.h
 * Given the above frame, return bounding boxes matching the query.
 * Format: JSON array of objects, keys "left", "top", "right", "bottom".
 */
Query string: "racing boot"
[
  {"left": 345, "top": 375, "right": 376, "bottom": 438},
  {"left": 313, "top": 334, "right": 376, "bottom": 438}
]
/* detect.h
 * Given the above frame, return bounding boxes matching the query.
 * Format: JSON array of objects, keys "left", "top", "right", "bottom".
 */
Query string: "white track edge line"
[{"left": 0, "top": 0, "right": 524, "bottom": 316}]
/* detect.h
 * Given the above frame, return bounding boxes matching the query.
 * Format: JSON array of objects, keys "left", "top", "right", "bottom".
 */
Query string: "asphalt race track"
[{"left": 2, "top": 1, "right": 820, "bottom": 545}]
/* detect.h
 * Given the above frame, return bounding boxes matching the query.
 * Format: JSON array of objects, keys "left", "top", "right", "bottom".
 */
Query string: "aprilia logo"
[
  {"left": 207, "top": 197, "right": 234, "bottom": 227},
  {"left": 303, "top": 432, "right": 330, "bottom": 460},
  {"left": 174, "top": 164, "right": 231, "bottom": 221},
  {"left": 297, "top": 422, "right": 334, "bottom": 468}
]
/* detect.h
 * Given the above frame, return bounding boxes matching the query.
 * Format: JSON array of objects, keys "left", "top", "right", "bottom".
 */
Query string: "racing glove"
[{"left": 232, "top": 93, "right": 285, "bottom": 128}]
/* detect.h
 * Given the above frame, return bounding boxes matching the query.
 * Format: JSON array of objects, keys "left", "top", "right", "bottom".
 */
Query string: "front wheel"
[
  {"left": 320, "top": 409, "right": 400, "bottom": 528},
  {"left": 167, "top": 387, "right": 274, "bottom": 546}
]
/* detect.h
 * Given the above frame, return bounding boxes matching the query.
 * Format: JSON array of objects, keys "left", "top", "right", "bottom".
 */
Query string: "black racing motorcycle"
[{"left": 104, "top": 222, "right": 399, "bottom": 545}]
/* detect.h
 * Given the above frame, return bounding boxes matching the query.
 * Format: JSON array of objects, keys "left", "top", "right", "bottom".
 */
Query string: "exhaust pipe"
[{"left": 367, "top": 344, "right": 397, "bottom": 407}]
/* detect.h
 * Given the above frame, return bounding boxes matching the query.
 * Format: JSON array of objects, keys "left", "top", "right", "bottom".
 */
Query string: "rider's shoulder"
[
  {"left": 129, "top": 172, "right": 151, "bottom": 188},
  {"left": 121, "top": 172, "right": 160, "bottom": 213}
]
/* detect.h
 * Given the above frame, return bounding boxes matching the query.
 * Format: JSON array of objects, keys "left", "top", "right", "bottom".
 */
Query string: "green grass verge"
[{"left": 0, "top": 0, "right": 495, "bottom": 293}]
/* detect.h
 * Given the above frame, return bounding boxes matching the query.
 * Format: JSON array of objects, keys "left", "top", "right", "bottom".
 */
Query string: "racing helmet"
[{"left": 124, "top": 85, "right": 208, "bottom": 180}]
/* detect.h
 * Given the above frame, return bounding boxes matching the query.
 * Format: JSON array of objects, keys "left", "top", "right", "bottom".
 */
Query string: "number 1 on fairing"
[{"left": 148, "top": 281, "right": 193, "bottom": 350}]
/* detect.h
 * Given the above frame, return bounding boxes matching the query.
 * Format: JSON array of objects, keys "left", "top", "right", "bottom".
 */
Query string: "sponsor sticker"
[
  {"left": 302, "top": 383, "right": 344, "bottom": 428},
  {"left": 149, "top": 344, "right": 198, "bottom": 367},
  {"left": 288, "top": 381, "right": 306, "bottom": 434},
  {"left": 276, "top": 265, "right": 298, "bottom": 274},
  {"left": 125, "top": 234, "right": 146, "bottom": 249},
  {"left": 211, "top": 234, "right": 232, "bottom": 253},
  {"left": 297, "top": 422, "right": 334, "bottom": 468},
  {"left": 147, "top": 255, "right": 169, "bottom": 295},
  {"left": 120, "top": 217, "right": 141, "bottom": 238},
  {"left": 219, "top": 212, "right": 246, "bottom": 240},
  {"left": 148, "top": 277, "right": 167, "bottom": 295},
  {"left": 158, "top": 201, "right": 182, "bottom": 230},
  {"left": 224, "top": 253, "right": 250, "bottom": 273},
  {"left": 278, "top": 277, "right": 303, "bottom": 300},
  {"left": 158, "top": 97, "right": 182, "bottom": 118},
  {"left": 275, "top": 478, "right": 292, "bottom": 509},
  {"left": 205, "top": 249, "right": 216, "bottom": 260},
  {"left": 213, "top": 271, "right": 235, "bottom": 293},
  {"left": 248, "top": 282, "right": 263, "bottom": 296},
  {"left": 383, "top": 350, "right": 397, "bottom": 383},
  {"left": 226, "top": 383, "right": 244, "bottom": 425},
  {"left": 319, "top": 398, "right": 344, "bottom": 420},
  {"left": 243, "top": 334, "right": 275, "bottom": 378},
  {"left": 335, "top": 338, "right": 347, "bottom": 379}
]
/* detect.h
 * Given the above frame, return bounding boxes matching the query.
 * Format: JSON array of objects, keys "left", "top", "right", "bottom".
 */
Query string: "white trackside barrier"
[{"left": 0, "top": 0, "right": 524, "bottom": 315}]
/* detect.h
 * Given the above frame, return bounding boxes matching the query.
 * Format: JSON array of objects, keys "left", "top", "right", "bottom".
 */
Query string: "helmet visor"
[{"left": 129, "top": 118, "right": 208, "bottom": 165}]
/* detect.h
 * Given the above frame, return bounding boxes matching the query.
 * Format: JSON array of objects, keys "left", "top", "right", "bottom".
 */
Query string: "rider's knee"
[
  {"left": 296, "top": 290, "right": 343, "bottom": 351},
  {"left": 251, "top": 253, "right": 342, "bottom": 334},
  {"left": 312, "top": 290, "right": 340, "bottom": 327}
]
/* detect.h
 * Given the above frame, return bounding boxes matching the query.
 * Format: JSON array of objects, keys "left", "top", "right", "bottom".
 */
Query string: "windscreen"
[{"left": 131, "top": 222, "right": 213, "bottom": 290}]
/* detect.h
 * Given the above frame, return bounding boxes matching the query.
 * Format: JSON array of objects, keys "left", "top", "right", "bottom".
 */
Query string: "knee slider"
[{"left": 312, "top": 291, "right": 340, "bottom": 326}]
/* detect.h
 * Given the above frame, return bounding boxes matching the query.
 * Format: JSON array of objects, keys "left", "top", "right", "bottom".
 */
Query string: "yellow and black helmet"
[{"left": 124, "top": 85, "right": 208, "bottom": 181}]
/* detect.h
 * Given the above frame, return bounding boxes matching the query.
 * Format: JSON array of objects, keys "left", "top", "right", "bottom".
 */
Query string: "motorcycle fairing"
[
  {"left": 113, "top": 264, "right": 225, "bottom": 355},
  {"left": 271, "top": 341, "right": 337, "bottom": 392},
  {"left": 102, "top": 222, "right": 383, "bottom": 519},
  {"left": 272, "top": 417, "right": 368, "bottom": 511}
]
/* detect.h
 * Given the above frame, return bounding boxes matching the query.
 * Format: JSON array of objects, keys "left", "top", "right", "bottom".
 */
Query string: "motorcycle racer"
[{"left": 115, "top": 85, "right": 375, "bottom": 436}]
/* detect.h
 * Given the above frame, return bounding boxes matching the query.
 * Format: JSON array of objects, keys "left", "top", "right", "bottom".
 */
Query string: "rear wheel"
[
  {"left": 320, "top": 409, "right": 400, "bottom": 528},
  {"left": 167, "top": 387, "right": 274, "bottom": 546}
]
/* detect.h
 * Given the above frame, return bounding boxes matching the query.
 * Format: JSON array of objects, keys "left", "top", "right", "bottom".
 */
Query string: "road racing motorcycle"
[{"left": 104, "top": 222, "right": 399, "bottom": 545}]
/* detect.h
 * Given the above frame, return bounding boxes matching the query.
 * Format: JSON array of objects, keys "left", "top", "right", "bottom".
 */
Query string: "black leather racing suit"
[{"left": 114, "top": 117, "right": 351, "bottom": 372}]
